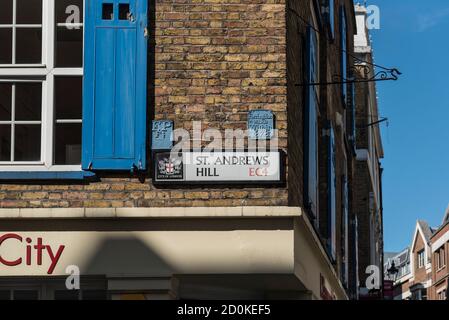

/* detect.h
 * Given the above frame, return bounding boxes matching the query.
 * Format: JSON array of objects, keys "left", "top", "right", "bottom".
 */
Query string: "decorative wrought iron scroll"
[{"left": 297, "top": 58, "right": 402, "bottom": 87}]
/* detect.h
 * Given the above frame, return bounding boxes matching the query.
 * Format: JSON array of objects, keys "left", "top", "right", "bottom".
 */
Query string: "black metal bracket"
[
  {"left": 358, "top": 117, "right": 389, "bottom": 129},
  {"left": 296, "top": 63, "right": 402, "bottom": 87}
]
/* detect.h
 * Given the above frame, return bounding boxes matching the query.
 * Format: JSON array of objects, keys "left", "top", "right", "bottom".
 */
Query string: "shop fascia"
[{"left": 0, "top": 233, "right": 65, "bottom": 275}]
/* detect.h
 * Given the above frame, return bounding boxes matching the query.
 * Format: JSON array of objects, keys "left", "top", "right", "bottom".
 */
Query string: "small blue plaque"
[
  {"left": 152, "top": 120, "right": 174, "bottom": 150},
  {"left": 248, "top": 110, "right": 274, "bottom": 140}
]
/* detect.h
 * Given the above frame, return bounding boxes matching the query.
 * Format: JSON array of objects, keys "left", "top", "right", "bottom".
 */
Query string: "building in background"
[
  {"left": 387, "top": 207, "right": 449, "bottom": 301},
  {"left": 408, "top": 221, "right": 434, "bottom": 300},
  {"left": 384, "top": 248, "right": 412, "bottom": 300},
  {"left": 352, "top": 4, "right": 385, "bottom": 299},
  {"left": 0, "top": 0, "right": 381, "bottom": 300}
]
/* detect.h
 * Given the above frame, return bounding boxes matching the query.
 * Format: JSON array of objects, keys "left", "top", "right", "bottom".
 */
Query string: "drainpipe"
[{"left": 379, "top": 164, "right": 385, "bottom": 299}]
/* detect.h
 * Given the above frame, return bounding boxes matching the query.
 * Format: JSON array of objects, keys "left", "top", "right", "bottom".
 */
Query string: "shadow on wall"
[{"left": 83, "top": 237, "right": 173, "bottom": 277}]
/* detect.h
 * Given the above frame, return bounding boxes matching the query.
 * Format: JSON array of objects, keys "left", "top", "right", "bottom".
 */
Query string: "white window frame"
[
  {"left": 401, "top": 264, "right": 408, "bottom": 276},
  {"left": 0, "top": 0, "right": 46, "bottom": 67},
  {"left": 0, "top": 0, "right": 84, "bottom": 172},
  {"left": 310, "top": 2, "right": 320, "bottom": 103},
  {"left": 440, "top": 249, "right": 444, "bottom": 268},
  {"left": 418, "top": 250, "right": 425, "bottom": 269},
  {"left": 437, "top": 288, "right": 447, "bottom": 301},
  {"left": 437, "top": 246, "right": 446, "bottom": 270}
]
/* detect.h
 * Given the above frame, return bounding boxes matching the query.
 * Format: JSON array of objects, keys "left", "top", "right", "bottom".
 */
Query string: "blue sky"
[{"left": 366, "top": 0, "right": 449, "bottom": 252}]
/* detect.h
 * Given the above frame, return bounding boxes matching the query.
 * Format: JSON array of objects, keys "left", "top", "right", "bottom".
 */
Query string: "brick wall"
[
  {"left": 353, "top": 161, "right": 370, "bottom": 286},
  {"left": 412, "top": 233, "right": 428, "bottom": 284},
  {"left": 0, "top": 178, "right": 290, "bottom": 208},
  {"left": 352, "top": 26, "right": 386, "bottom": 292},
  {"left": 433, "top": 231, "right": 449, "bottom": 282},
  {"left": 354, "top": 79, "right": 369, "bottom": 149},
  {"left": 430, "top": 223, "right": 449, "bottom": 299},
  {"left": 286, "top": 0, "right": 307, "bottom": 208},
  {"left": 0, "top": 1, "right": 362, "bottom": 299},
  {"left": 0, "top": 0, "right": 291, "bottom": 209},
  {"left": 394, "top": 279, "right": 411, "bottom": 299}
]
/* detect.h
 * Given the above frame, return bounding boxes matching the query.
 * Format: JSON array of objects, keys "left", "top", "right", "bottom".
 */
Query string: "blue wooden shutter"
[
  {"left": 352, "top": 215, "right": 359, "bottom": 292},
  {"left": 328, "top": 127, "right": 337, "bottom": 261},
  {"left": 305, "top": 26, "right": 319, "bottom": 221},
  {"left": 82, "top": 0, "right": 148, "bottom": 170},
  {"left": 329, "top": 0, "right": 335, "bottom": 38},
  {"left": 349, "top": 82, "right": 356, "bottom": 148},
  {"left": 340, "top": 6, "right": 347, "bottom": 106},
  {"left": 342, "top": 174, "right": 349, "bottom": 286}
]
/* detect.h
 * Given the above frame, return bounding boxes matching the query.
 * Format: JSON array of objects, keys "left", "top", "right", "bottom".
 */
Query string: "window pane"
[
  {"left": 13, "top": 290, "right": 39, "bottom": 300},
  {"left": 55, "top": 77, "right": 82, "bottom": 119},
  {"left": 16, "top": 28, "right": 42, "bottom": 64},
  {"left": 56, "top": 0, "right": 83, "bottom": 24},
  {"left": 0, "top": 84, "right": 12, "bottom": 120},
  {"left": 14, "top": 124, "right": 41, "bottom": 161},
  {"left": 102, "top": 3, "right": 114, "bottom": 20},
  {"left": 54, "top": 123, "right": 81, "bottom": 165},
  {"left": 0, "top": 29, "right": 12, "bottom": 64},
  {"left": 15, "top": 83, "right": 42, "bottom": 121},
  {"left": 16, "top": 0, "right": 42, "bottom": 24},
  {"left": 119, "top": 4, "right": 131, "bottom": 20},
  {"left": 0, "top": 125, "right": 11, "bottom": 161},
  {"left": 54, "top": 290, "right": 79, "bottom": 300},
  {"left": 55, "top": 27, "right": 83, "bottom": 67},
  {"left": 0, "top": 0, "right": 13, "bottom": 24}
]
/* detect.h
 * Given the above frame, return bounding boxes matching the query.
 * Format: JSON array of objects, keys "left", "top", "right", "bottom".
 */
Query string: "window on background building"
[
  {"left": 436, "top": 247, "right": 446, "bottom": 270},
  {"left": 412, "top": 288, "right": 428, "bottom": 301},
  {"left": 421, "top": 288, "right": 428, "bottom": 301},
  {"left": 401, "top": 263, "right": 410, "bottom": 276},
  {"left": 0, "top": 0, "right": 83, "bottom": 169},
  {"left": 441, "top": 247, "right": 446, "bottom": 267},
  {"left": 304, "top": 25, "right": 319, "bottom": 225},
  {"left": 418, "top": 249, "right": 425, "bottom": 268},
  {"left": 438, "top": 290, "right": 447, "bottom": 301}
]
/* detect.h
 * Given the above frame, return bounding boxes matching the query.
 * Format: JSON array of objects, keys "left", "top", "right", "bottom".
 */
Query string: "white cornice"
[
  {"left": 0, "top": 206, "right": 303, "bottom": 219},
  {"left": 432, "top": 231, "right": 449, "bottom": 252}
]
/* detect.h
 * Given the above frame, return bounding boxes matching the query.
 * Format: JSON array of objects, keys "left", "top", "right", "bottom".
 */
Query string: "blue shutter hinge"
[
  {"left": 131, "top": 160, "right": 143, "bottom": 173},
  {"left": 88, "top": 162, "right": 93, "bottom": 170}
]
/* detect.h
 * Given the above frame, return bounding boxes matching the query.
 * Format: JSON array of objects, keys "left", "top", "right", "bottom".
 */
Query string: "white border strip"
[
  {"left": 432, "top": 231, "right": 449, "bottom": 252},
  {"left": 0, "top": 206, "right": 303, "bottom": 219}
]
